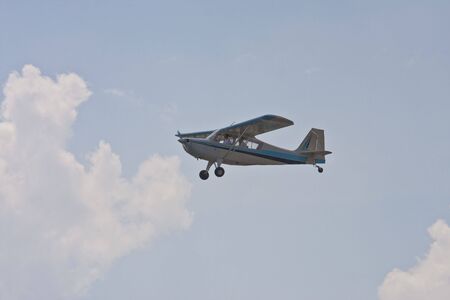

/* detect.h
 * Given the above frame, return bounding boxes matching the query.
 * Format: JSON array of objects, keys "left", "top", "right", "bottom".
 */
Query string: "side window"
[
  {"left": 238, "top": 139, "right": 259, "bottom": 149},
  {"left": 238, "top": 139, "right": 249, "bottom": 148},
  {"left": 215, "top": 135, "right": 224, "bottom": 143},
  {"left": 248, "top": 141, "right": 259, "bottom": 149}
]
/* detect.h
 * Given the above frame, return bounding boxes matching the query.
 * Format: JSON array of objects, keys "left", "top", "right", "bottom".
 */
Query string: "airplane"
[{"left": 176, "top": 114, "right": 332, "bottom": 180}]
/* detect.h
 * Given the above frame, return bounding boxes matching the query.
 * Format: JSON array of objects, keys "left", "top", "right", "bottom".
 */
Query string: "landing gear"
[
  {"left": 214, "top": 167, "right": 225, "bottom": 177},
  {"left": 199, "top": 170, "right": 209, "bottom": 180},
  {"left": 315, "top": 165, "right": 324, "bottom": 173},
  {"left": 199, "top": 161, "right": 214, "bottom": 180},
  {"left": 199, "top": 161, "right": 225, "bottom": 180}
]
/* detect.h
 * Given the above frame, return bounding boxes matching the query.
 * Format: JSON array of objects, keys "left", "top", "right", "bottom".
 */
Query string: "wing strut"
[{"left": 222, "top": 126, "right": 249, "bottom": 161}]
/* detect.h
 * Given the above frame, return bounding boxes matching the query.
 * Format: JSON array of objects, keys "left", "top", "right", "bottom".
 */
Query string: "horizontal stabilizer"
[{"left": 298, "top": 150, "right": 332, "bottom": 155}]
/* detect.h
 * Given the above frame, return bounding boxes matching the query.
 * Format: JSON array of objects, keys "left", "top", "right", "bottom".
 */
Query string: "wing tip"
[{"left": 262, "top": 114, "right": 294, "bottom": 126}]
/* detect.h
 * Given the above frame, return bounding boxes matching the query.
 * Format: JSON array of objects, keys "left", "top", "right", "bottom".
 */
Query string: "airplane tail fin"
[{"left": 296, "top": 128, "right": 332, "bottom": 164}]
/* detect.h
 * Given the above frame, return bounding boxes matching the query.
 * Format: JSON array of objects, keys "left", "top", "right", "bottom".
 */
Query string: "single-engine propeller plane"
[{"left": 176, "top": 114, "right": 332, "bottom": 180}]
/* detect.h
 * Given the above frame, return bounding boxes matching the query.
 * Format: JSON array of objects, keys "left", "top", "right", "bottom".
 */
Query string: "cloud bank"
[
  {"left": 0, "top": 65, "right": 192, "bottom": 299},
  {"left": 379, "top": 219, "right": 450, "bottom": 300}
]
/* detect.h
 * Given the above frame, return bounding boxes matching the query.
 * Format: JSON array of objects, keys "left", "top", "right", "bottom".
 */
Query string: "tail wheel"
[
  {"left": 199, "top": 170, "right": 209, "bottom": 180},
  {"left": 317, "top": 166, "right": 323, "bottom": 173},
  {"left": 214, "top": 167, "right": 225, "bottom": 177}
]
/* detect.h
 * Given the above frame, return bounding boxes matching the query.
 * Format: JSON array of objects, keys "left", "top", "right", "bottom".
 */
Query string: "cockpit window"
[
  {"left": 214, "top": 135, "right": 260, "bottom": 149},
  {"left": 215, "top": 134, "right": 235, "bottom": 145}
]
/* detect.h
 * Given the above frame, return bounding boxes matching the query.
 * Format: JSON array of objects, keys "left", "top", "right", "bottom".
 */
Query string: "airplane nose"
[{"left": 178, "top": 138, "right": 189, "bottom": 144}]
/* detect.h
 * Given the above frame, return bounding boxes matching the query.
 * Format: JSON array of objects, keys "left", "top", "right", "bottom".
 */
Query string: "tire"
[
  {"left": 214, "top": 167, "right": 225, "bottom": 177},
  {"left": 317, "top": 167, "right": 323, "bottom": 173},
  {"left": 199, "top": 170, "right": 209, "bottom": 180}
]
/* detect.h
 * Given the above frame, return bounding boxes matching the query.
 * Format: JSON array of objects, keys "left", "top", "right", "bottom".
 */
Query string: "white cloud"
[
  {"left": 103, "top": 88, "right": 143, "bottom": 106},
  {"left": 104, "top": 88, "right": 127, "bottom": 97},
  {"left": 0, "top": 65, "right": 192, "bottom": 299},
  {"left": 379, "top": 219, "right": 450, "bottom": 300}
]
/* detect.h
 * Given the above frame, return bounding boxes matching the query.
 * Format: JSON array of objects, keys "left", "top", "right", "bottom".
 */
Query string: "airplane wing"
[
  {"left": 176, "top": 115, "right": 293, "bottom": 139},
  {"left": 219, "top": 114, "right": 293, "bottom": 138}
]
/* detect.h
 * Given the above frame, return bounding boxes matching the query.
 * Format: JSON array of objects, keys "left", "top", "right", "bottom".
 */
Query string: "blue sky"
[{"left": 1, "top": 1, "right": 450, "bottom": 299}]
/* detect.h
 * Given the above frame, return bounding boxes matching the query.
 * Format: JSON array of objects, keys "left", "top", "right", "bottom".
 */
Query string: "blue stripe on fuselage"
[{"left": 190, "top": 140, "right": 307, "bottom": 164}]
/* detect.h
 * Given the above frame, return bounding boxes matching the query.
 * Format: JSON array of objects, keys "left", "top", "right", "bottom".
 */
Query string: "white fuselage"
[{"left": 179, "top": 138, "right": 308, "bottom": 166}]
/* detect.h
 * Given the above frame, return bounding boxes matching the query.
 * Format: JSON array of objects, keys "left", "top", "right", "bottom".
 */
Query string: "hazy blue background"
[{"left": 1, "top": 1, "right": 449, "bottom": 299}]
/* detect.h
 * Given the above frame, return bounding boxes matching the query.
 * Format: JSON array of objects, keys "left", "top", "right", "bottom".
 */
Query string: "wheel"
[
  {"left": 214, "top": 167, "right": 225, "bottom": 177},
  {"left": 317, "top": 166, "right": 323, "bottom": 173},
  {"left": 199, "top": 170, "right": 209, "bottom": 180}
]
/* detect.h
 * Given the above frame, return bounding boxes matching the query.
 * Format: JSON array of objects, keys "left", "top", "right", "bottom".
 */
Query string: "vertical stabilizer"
[
  {"left": 296, "top": 128, "right": 325, "bottom": 152},
  {"left": 296, "top": 128, "right": 331, "bottom": 164}
]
